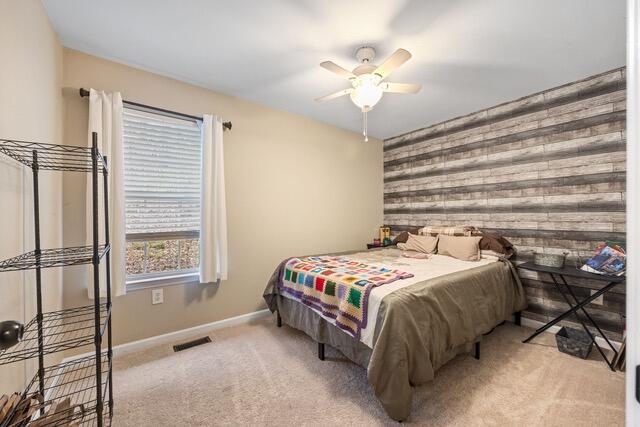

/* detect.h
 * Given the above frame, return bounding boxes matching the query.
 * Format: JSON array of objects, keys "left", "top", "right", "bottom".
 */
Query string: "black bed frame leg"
[
  {"left": 318, "top": 342, "right": 325, "bottom": 361},
  {"left": 276, "top": 310, "right": 282, "bottom": 328},
  {"left": 473, "top": 342, "right": 480, "bottom": 360},
  {"left": 514, "top": 311, "right": 521, "bottom": 327}
]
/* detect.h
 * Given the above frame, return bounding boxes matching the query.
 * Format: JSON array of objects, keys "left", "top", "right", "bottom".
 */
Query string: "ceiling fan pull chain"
[{"left": 363, "top": 109, "right": 368, "bottom": 142}]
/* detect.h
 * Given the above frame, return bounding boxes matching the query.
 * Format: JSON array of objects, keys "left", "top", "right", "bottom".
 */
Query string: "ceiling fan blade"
[
  {"left": 374, "top": 48, "right": 412, "bottom": 79},
  {"left": 320, "top": 61, "right": 356, "bottom": 80},
  {"left": 315, "top": 88, "right": 353, "bottom": 102},
  {"left": 381, "top": 82, "right": 422, "bottom": 94}
]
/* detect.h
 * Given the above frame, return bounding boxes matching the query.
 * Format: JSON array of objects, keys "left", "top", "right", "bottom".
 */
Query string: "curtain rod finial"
[
  {"left": 223, "top": 121, "right": 232, "bottom": 131},
  {"left": 79, "top": 88, "right": 90, "bottom": 97}
]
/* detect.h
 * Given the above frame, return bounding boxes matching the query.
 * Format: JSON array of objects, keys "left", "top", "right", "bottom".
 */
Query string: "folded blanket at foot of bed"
[{"left": 277, "top": 256, "right": 413, "bottom": 339}]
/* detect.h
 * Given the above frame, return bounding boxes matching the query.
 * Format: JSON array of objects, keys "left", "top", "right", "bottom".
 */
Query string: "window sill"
[{"left": 126, "top": 272, "right": 199, "bottom": 292}]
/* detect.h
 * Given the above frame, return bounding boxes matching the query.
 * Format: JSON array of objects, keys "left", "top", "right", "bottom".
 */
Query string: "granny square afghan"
[{"left": 278, "top": 256, "right": 413, "bottom": 338}]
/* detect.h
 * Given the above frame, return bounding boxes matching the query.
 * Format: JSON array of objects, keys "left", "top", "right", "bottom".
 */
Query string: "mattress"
[{"left": 279, "top": 248, "right": 502, "bottom": 348}]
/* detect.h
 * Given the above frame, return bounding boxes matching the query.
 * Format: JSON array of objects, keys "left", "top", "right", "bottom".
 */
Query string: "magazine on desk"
[{"left": 580, "top": 242, "right": 626, "bottom": 276}]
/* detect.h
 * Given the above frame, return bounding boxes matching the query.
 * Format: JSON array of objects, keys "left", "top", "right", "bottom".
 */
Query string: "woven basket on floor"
[{"left": 555, "top": 326, "right": 593, "bottom": 359}]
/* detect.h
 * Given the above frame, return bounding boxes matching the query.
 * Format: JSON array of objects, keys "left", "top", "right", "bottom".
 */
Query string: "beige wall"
[
  {"left": 0, "top": 0, "right": 63, "bottom": 391},
  {"left": 62, "top": 49, "right": 383, "bottom": 346}
]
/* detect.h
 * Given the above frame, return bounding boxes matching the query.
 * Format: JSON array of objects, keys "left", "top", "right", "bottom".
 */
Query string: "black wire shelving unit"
[{"left": 0, "top": 133, "right": 113, "bottom": 427}]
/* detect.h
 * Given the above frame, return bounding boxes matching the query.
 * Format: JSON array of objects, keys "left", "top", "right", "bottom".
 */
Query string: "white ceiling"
[{"left": 42, "top": 0, "right": 625, "bottom": 140}]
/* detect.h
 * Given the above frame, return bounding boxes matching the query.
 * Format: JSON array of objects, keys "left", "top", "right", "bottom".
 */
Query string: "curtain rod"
[{"left": 79, "top": 88, "right": 232, "bottom": 131}]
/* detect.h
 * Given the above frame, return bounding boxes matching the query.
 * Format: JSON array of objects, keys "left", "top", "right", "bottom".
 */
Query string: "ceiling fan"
[{"left": 316, "top": 46, "right": 422, "bottom": 141}]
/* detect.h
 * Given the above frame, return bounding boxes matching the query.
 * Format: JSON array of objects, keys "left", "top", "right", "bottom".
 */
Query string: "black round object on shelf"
[{"left": 0, "top": 320, "right": 24, "bottom": 350}]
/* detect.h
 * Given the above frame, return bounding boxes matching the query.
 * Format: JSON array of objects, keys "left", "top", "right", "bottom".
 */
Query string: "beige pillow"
[
  {"left": 437, "top": 235, "right": 483, "bottom": 261},
  {"left": 397, "top": 233, "right": 438, "bottom": 254}
]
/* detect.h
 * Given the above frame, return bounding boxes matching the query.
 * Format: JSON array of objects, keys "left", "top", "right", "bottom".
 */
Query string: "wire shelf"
[
  {"left": 0, "top": 304, "right": 111, "bottom": 365},
  {"left": 1, "top": 353, "right": 111, "bottom": 427},
  {"left": 0, "top": 245, "right": 110, "bottom": 272},
  {"left": 0, "top": 134, "right": 113, "bottom": 427},
  {"left": 0, "top": 139, "right": 107, "bottom": 173}
]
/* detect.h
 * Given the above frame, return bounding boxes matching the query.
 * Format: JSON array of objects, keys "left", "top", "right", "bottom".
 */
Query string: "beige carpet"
[{"left": 112, "top": 317, "right": 624, "bottom": 426}]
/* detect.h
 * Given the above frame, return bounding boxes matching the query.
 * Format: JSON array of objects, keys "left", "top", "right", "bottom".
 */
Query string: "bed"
[{"left": 263, "top": 247, "right": 526, "bottom": 421}]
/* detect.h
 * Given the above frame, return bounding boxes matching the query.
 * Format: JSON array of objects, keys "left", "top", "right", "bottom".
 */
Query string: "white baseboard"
[
  {"left": 519, "top": 317, "right": 621, "bottom": 351},
  {"left": 62, "top": 308, "right": 272, "bottom": 362},
  {"left": 60, "top": 309, "right": 620, "bottom": 363}
]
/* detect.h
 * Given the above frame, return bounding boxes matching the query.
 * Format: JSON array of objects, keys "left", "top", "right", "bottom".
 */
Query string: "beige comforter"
[{"left": 263, "top": 248, "right": 526, "bottom": 421}]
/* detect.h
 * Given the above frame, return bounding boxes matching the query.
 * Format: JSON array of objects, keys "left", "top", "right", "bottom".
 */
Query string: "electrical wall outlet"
[
  {"left": 590, "top": 290, "right": 604, "bottom": 305},
  {"left": 152, "top": 288, "right": 164, "bottom": 305}
]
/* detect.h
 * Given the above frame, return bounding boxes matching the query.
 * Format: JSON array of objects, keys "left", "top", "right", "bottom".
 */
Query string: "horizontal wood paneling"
[{"left": 383, "top": 68, "right": 626, "bottom": 340}]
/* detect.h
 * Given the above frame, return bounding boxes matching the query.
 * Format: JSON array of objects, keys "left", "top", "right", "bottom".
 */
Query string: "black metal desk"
[{"left": 517, "top": 262, "right": 625, "bottom": 371}]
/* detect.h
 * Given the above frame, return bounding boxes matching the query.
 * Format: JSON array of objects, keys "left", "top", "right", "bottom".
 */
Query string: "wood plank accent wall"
[{"left": 383, "top": 68, "right": 626, "bottom": 340}]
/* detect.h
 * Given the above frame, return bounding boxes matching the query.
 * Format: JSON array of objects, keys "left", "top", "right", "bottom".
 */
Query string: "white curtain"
[
  {"left": 86, "top": 89, "right": 127, "bottom": 298},
  {"left": 199, "top": 115, "right": 228, "bottom": 283}
]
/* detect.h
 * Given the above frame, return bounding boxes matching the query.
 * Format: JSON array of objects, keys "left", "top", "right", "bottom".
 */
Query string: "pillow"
[
  {"left": 391, "top": 229, "right": 420, "bottom": 245},
  {"left": 391, "top": 231, "right": 409, "bottom": 245},
  {"left": 397, "top": 233, "right": 438, "bottom": 254},
  {"left": 479, "top": 233, "right": 515, "bottom": 259},
  {"left": 418, "top": 224, "right": 480, "bottom": 237},
  {"left": 437, "top": 235, "right": 483, "bottom": 261},
  {"left": 480, "top": 249, "right": 506, "bottom": 260}
]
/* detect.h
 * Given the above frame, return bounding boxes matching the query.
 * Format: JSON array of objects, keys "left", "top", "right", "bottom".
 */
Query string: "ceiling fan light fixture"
[
  {"left": 350, "top": 73, "right": 383, "bottom": 110},
  {"left": 316, "top": 47, "right": 421, "bottom": 141}
]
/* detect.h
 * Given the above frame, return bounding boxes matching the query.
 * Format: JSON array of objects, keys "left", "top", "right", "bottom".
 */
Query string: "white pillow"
[
  {"left": 480, "top": 249, "right": 505, "bottom": 260},
  {"left": 397, "top": 233, "right": 438, "bottom": 254}
]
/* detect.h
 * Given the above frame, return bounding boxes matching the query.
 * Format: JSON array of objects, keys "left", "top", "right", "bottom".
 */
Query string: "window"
[{"left": 123, "top": 107, "right": 201, "bottom": 288}]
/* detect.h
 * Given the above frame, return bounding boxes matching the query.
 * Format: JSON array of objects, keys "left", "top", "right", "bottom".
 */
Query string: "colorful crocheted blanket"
[{"left": 278, "top": 256, "right": 413, "bottom": 338}]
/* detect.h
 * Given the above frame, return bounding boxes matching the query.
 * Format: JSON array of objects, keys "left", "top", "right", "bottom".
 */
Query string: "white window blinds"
[{"left": 123, "top": 107, "right": 201, "bottom": 237}]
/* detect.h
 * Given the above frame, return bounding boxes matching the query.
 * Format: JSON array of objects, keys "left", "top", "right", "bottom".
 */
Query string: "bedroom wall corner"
[{"left": 61, "top": 48, "right": 383, "bottom": 347}]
